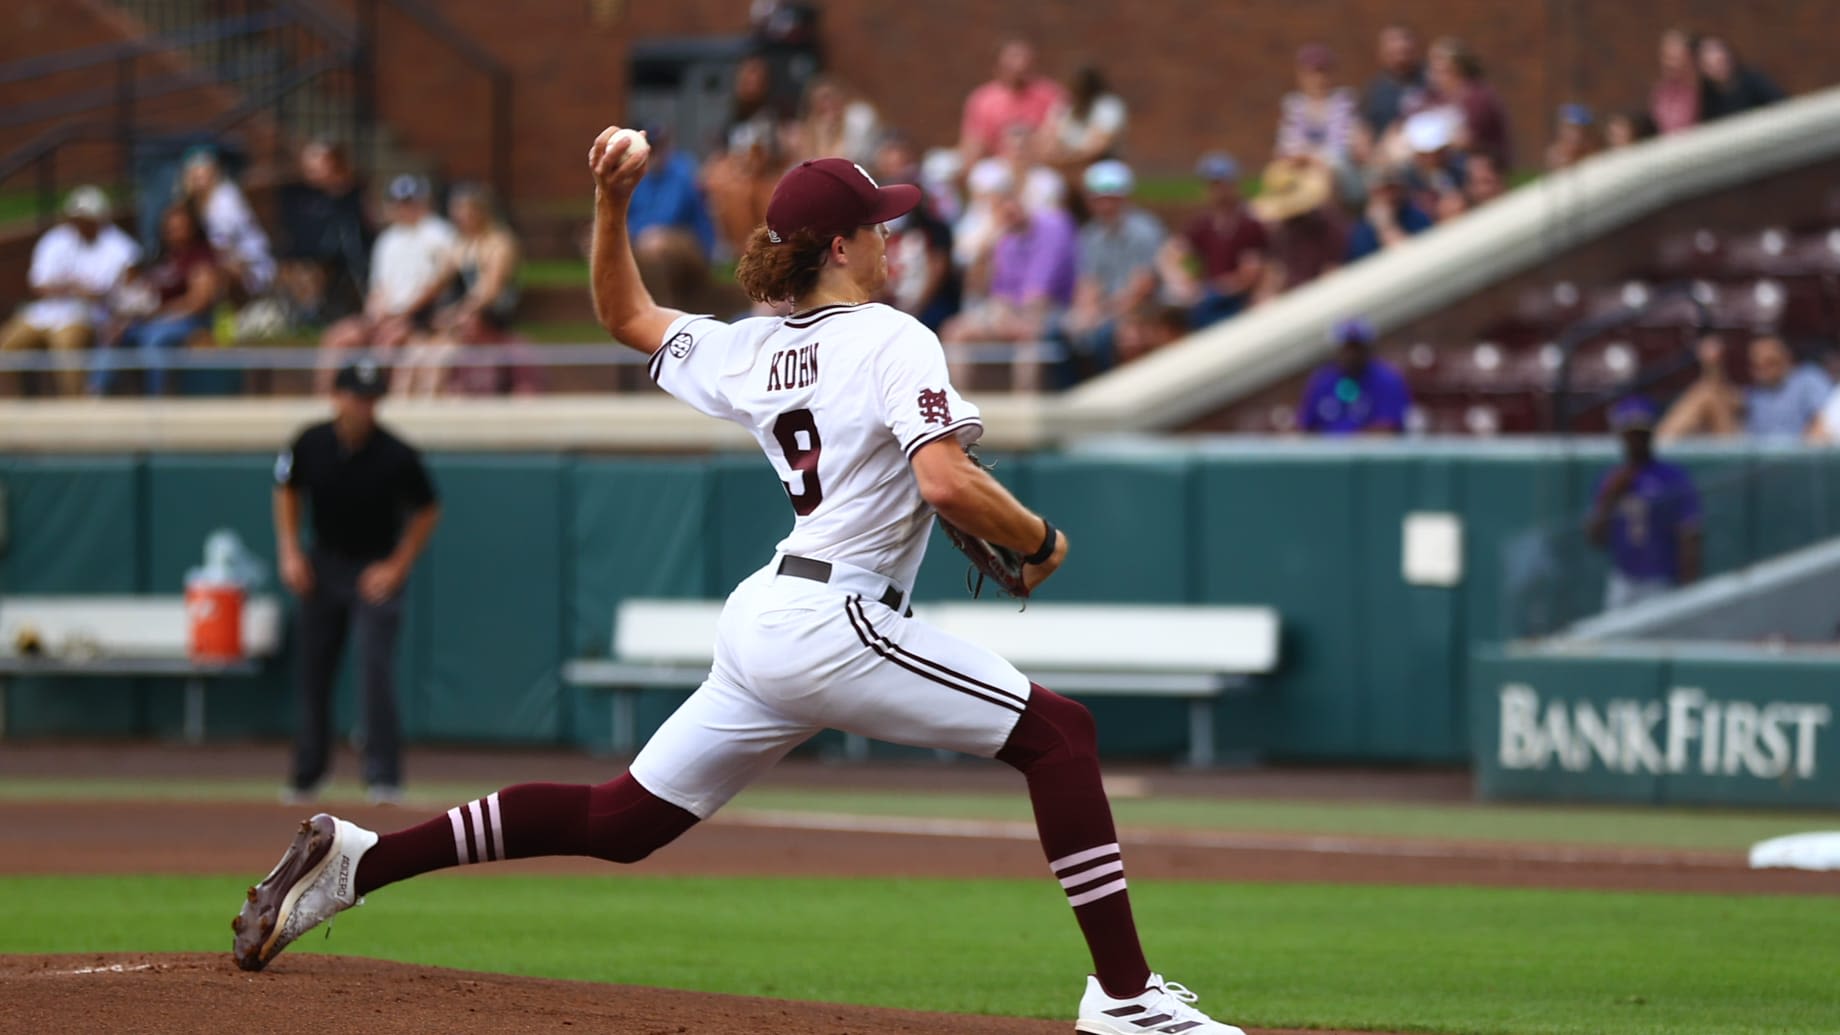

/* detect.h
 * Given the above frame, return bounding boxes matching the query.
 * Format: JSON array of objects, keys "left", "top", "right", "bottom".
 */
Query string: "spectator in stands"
[
  {"left": 277, "top": 140, "right": 372, "bottom": 326},
  {"left": 1545, "top": 104, "right": 1600, "bottom": 170},
  {"left": 1040, "top": 65, "right": 1129, "bottom": 172},
  {"left": 703, "top": 55, "right": 793, "bottom": 258},
  {"left": 91, "top": 200, "right": 223, "bottom": 397},
  {"left": 1361, "top": 25, "right": 1426, "bottom": 138},
  {"left": 317, "top": 175, "right": 456, "bottom": 392},
  {"left": 0, "top": 186, "right": 139, "bottom": 397},
  {"left": 627, "top": 126, "right": 718, "bottom": 310},
  {"left": 1114, "top": 302, "right": 1189, "bottom": 366},
  {"left": 1402, "top": 107, "right": 1467, "bottom": 221},
  {"left": 1296, "top": 317, "right": 1410, "bottom": 435},
  {"left": 792, "top": 76, "right": 881, "bottom": 166},
  {"left": 1180, "top": 152, "right": 1267, "bottom": 328},
  {"left": 958, "top": 40, "right": 1066, "bottom": 167},
  {"left": 1658, "top": 334, "right": 1834, "bottom": 442},
  {"left": 1650, "top": 28, "right": 1704, "bottom": 135},
  {"left": 941, "top": 180, "right": 1077, "bottom": 391},
  {"left": 181, "top": 148, "right": 275, "bottom": 297},
  {"left": 398, "top": 184, "right": 522, "bottom": 398},
  {"left": 1061, "top": 160, "right": 1164, "bottom": 382},
  {"left": 1459, "top": 152, "right": 1507, "bottom": 210},
  {"left": 1346, "top": 164, "right": 1432, "bottom": 263},
  {"left": 955, "top": 131, "right": 1064, "bottom": 271},
  {"left": 1252, "top": 159, "right": 1345, "bottom": 300},
  {"left": 1427, "top": 37, "right": 1511, "bottom": 170},
  {"left": 1275, "top": 43, "right": 1364, "bottom": 192},
  {"left": 1697, "top": 36, "right": 1785, "bottom": 122},
  {"left": 1603, "top": 110, "right": 1658, "bottom": 150},
  {"left": 874, "top": 135, "right": 961, "bottom": 331},
  {"left": 1589, "top": 397, "right": 1702, "bottom": 610}
]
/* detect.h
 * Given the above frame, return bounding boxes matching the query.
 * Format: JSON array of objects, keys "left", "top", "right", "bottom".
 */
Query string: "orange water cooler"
[{"left": 185, "top": 581, "right": 246, "bottom": 661}]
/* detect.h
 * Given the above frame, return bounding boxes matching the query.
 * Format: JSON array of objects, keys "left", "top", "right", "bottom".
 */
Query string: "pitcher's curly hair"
[{"left": 734, "top": 225, "right": 832, "bottom": 305}]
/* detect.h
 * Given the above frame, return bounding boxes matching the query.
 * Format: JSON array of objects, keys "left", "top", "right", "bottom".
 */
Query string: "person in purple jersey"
[
  {"left": 1588, "top": 396, "right": 1703, "bottom": 610},
  {"left": 1296, "top": 317, "right": 1411, "bottom": 434}
]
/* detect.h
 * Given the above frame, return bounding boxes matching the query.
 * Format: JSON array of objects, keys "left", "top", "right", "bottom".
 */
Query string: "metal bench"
[
  {"left": 563, "top": 599, "right": 1280, "bottom": 766},
  {"left": 0, "top": 595, "right": 283, "bottom": 743}
]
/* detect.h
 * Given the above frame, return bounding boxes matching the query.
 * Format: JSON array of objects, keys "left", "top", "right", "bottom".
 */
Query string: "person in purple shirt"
[
  {"left": 1297, "top": 318, "right": 1411, "bottom": 434},
  {"left": 1588, "top": 396, "right": 1703, "bottom": 610},
  {"left": 942, "top": 185, "right": 1077, "bottom": 390}
]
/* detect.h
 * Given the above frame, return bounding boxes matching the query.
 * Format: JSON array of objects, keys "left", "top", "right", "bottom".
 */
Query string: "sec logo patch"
[{"left": 667, "top": 332, "right": 695, "bottom": 359}]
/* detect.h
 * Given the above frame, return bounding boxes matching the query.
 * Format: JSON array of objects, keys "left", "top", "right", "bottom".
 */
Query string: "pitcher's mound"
[{"left": 2, "top": 953, "right": 1080, "bottom": 1034}]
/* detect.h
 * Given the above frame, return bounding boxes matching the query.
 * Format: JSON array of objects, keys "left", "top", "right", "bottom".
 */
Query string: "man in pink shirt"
[{"left": 959, "top": 41, "right": 1066, "bottom": 165}]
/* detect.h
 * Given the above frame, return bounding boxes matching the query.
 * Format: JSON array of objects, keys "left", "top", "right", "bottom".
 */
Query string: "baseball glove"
[
  {"left": 937, "top": 448, "right": 1055, "bottom": 602},
  {"left": 939, "top": 518, "right": 1032, "bottom": 601}
]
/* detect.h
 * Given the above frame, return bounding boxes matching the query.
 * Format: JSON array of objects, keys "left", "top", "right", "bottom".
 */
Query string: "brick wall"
[
  {"left": 348, "top": 0, "right": 1840, "bottom": 204},
  {"left": 9, "top": 1, "right": 1840, "bottom": 206}
]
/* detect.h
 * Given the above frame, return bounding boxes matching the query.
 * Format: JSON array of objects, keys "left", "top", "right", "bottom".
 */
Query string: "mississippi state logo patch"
[
  {"left": 917, "top": 387, "right": 952, "bottom": 425},
  {"left": 667, "top": 332, "right": 694, "bottom": 359}
]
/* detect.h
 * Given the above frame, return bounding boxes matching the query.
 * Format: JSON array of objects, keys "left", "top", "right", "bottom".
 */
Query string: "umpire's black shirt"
[{"left": 277, "top": 422, "right": 437, "bottom": 562}]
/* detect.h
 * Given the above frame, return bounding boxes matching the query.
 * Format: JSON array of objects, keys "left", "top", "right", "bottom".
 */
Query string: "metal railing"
[
  {"left": 0, "top": 0, "right": 515, "bottom": 221},
  {"left": 0, "top": 2, "right": 362, "bottom": 223}
]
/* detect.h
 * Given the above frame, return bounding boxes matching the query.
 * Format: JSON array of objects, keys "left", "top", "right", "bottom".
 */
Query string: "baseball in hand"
[{"left": 592, "top": 126, "right": 651, "bottom": 183}]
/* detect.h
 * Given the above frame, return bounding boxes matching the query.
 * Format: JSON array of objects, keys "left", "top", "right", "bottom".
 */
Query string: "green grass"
[
  {"left": 519, "top": 258, "right": 590, "bottom": 288},
  {"left": 1, "top": 874, "right": 1835, "bottom": 1035},
  {"left": 4, "top": 776, "right": 1836, "bottom": 851}
]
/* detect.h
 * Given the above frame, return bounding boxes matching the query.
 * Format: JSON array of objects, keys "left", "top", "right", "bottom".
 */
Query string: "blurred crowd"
[
  {"left": 0, "top": 18, "right": 1801, "bottom": 400},
  {"left": 1, "top": 140, "right": 537, "bottom": 399},
  {"left": 634, "top": 22, "right": 1795, "bottom": 393}
]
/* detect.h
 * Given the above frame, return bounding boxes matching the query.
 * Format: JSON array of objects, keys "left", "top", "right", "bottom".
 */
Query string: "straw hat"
[{"left": 1250, "top": 159, "right": 1333, "bottom": 222}]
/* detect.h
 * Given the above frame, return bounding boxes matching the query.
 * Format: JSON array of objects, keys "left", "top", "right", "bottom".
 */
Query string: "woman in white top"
[
  {"left": 182, "top": 150, "right": 276, "bottom": 296},
  {"left": 1274, "top": 43, "right": 1366, "bottom": 170},
  {"left": 1041, "top": 65, "right": 1127, "bottom": 169}
]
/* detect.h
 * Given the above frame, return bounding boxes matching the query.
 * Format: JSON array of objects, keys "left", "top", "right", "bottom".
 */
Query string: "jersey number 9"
[{"left": 772, "top": 408, "right": 824, "bottom": 516}]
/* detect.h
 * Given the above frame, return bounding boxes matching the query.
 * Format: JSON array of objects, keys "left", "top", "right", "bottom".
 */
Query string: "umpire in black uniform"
[{"left": 274, "top": 358, "right": 440, "bottom": 803}]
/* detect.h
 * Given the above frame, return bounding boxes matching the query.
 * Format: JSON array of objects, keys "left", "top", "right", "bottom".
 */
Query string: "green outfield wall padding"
[
  {"left": 1194, "top": 455, "right": 1362, "bottom": 759},
  {"left": 1024, "top": 456, "right": 1191, "bottom": 603},
  {"left": 565, "top": 459, "right": 712, "bottom": 750},
  {"left": 5, "top": 446, "right": 1837, "bottom": 765},
  {"left": 416, "top": 455, "right": 569, "bottom": 743},
  {"left": 0, "top": 457, "right": 143, "bottom": 736},
  {"left": 1354, "top": 455, "right": 1465, "bottom": 760}
]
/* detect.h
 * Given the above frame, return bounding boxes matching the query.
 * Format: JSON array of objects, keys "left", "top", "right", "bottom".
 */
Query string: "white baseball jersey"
[
  {"left": 649, "top": 302, "right": 983, "bottom": 592},
  {"left": 629, "top": 301, "right": 1032, "bottom": 820}
]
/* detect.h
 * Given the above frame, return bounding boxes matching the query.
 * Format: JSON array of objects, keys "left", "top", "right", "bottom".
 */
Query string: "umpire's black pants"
[{"left": 290, "top": 549, "right": 404, "bottom": 792}]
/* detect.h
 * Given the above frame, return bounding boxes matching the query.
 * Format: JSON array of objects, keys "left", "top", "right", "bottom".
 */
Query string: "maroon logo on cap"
[{"left": 917, "top": 388, "right": 952, "bottom": 426}]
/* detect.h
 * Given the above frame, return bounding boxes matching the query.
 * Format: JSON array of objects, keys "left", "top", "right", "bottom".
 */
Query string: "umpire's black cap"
[{"left": 333, "top": 357, "right": 389, "bottom": 398}]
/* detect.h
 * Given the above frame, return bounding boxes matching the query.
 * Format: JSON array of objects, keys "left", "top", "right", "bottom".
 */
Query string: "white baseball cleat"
[
  {"left": 1075, "top": 973, "right": 1248, "bottom": 1034},
  {"left": 231, "top": 813, "right": 378, "bottom": 971}
]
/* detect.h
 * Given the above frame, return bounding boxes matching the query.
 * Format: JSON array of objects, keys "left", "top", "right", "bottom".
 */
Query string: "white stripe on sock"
[
  {"left": 467, "top": 800, "right": 487, "bottom": 861},
  {"left": 1050, "top": 842, "right": 1122, "bottom": 875},
  {"left": 486, "top": 791, "right": 507, "bottom": 861},
  {"left": 447, "top": 806, "right": 470, "bottom": 864},
  {"left": 1066, "top": 877, "right": 1129, "bottom": 908},
  {"left": 1060, "top": 858, "right": 1125, "bottom": 890}
]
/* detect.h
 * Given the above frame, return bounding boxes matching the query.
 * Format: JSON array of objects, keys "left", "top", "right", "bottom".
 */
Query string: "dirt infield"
[
  {"left": 1, "top": 743, "right": 1833, "bottom": 1033},
  {"left": 0, "top": 954, "right": 1397, "bottom": 1035}
]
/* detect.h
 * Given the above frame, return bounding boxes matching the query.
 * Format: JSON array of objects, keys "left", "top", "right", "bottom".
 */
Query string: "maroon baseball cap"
[{"left": 764, "top": 158, "right": 921, "bottom": 242}]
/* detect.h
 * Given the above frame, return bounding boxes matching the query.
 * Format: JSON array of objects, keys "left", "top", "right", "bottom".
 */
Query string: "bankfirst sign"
[
  {"left": 1473, "top": 651, "right": 1840, "bottom": 807},
  {"left": 1499, "top": 684, "right": 1831, "bottom": 780}
]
